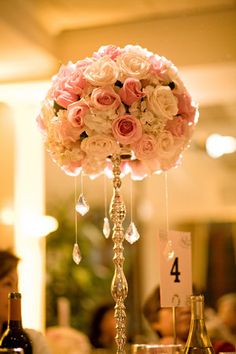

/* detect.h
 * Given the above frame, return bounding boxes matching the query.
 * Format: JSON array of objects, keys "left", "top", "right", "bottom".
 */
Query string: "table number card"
[{"left": 157, "top": 230, "right": 192, "bottom": 307}]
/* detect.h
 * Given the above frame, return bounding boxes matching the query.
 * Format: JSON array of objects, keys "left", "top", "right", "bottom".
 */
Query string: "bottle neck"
[
  {"left": 191, "top": 295, "right": 204, "bottom": 320},
  {"left": 8, "top": 294, "right": 23, "bottom": 329}
]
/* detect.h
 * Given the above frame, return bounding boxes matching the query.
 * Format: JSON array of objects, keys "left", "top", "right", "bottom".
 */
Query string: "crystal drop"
[
  {"left": 163, "top": 240, "right": 175, "bottom": 260},
  {"left": 75, "top": 193, "right": 90, "bottom": 216},
  {"left": 103, "top": 217, "right": 111, "bottom": 239},
  {"left": 72, "top": 243, "right": 82, "bottom": 265},
  {"left": 125, "top": 222, "right": 140, "bottom": 244}
]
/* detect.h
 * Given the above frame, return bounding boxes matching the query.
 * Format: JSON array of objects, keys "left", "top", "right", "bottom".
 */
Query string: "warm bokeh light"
[
  {"left": 22, "top": 214, "right": 58, "bottom": 238},
  {"left": 206, "top": 134, "right": 236, "bottom": 158},
  {"left": 0, "top": 207, "right": 15, "bottom": 225},
  {"left": 0, "top": 81, "right": 50, "bottom": 332}
]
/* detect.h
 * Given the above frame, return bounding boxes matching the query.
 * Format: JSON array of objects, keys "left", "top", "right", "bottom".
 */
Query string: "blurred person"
[
  {"left": 0, "top": 250, "right": 51, "bottom": 354},
  {"left": 142, "top": 285, "right": 235, "bottom": 353},
  {"left": 142, "top": 286, "right": 191, "bottom": 345},
  {"left": 215, "top": 293, "right": 236, "bottom": 345},
  {"left": 89, "top": 303, "right": 116, "bottom": 353},
  {"left": 46, "top": 326, "right": 91, "bottom": 354}
]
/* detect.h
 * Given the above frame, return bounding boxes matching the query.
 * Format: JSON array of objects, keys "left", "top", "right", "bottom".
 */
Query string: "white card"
[{"left": 157, "top": 230, "right": 192, "bottom": 307}]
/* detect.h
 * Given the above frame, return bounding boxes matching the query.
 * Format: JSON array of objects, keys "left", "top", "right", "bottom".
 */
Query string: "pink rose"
[
  {"left": 112, "top": 114, "right": 143, "bottom": 145},
  {"left": 165, "top": 117, "right": 188, "bottom": 137},
  {"left": 65, "top": 69, "right": 87, "bottom": 95},
  {"left": 150, "top": 55, "right": 177, "bottom": 82},
  {"left": 53, "top": 63, "right": 74, "bottom": 83},
  {"left": 51, "top": 64, "right": 81, "bottom": 108},
  {"left": 67, "top": 100, "right": 89, "bottom": 128},
  {"left": 90, "top": 86, "right": 121, "bottom": 110},
  {"left": 132, "top": 134, "right": 158, "bottom": 160},
  {"left": 119, "top": 78, "right": 145, "bottom": 105},
  {"left": 175, "top": 91, "right": 198, "bottom": 123},
  {"left": 93, "top": 45, "right": 121, "bottom": 60},
  {"left": 75, "top": 58, "right": 94, "bottom": 70},
  {"left": 54, "top": 89, "right": 78, "bottom": 108},
  {"left": 54, "top": 119, "right": 82, "bottom": 143}
]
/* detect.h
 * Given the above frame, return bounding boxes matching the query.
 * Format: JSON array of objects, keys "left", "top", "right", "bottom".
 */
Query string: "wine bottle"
[
  {"left": 0, "top": 293, "right": 32, "bottom": 354},
  {"left": 184, "top": 295, "right": 214, "bottom": 354}
]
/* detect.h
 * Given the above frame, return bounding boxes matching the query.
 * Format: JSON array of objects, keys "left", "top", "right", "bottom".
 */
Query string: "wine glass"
[
  {"left": 145, "top": 344, "right": 183, "bottom": 354},
  {"left": 131, "top": 344, "right": 148, "bottom": 354}
]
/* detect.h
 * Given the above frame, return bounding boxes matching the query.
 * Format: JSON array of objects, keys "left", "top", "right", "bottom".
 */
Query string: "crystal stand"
[{"left": 109, "top": 154, "right": 128, "bottom": 354}]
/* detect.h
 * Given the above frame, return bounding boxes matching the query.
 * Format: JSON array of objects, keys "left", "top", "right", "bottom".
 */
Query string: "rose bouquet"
[{"left": 37, "top": 44, "right": 198, "bottom": 179}]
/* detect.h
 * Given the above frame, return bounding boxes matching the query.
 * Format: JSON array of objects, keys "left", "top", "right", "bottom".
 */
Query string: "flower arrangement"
[{"left": 37, "top": 44, "right": 198, "bottom": 179}]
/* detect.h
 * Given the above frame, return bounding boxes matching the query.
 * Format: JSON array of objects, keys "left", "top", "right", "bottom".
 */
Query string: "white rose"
[
  {"left": 145, "top": 85, "right": 178, "bottom": 119},
  {"left": 81, "top": 134, "right": 120, "bottom": 158},
  {"left": 84, "top": 56, "right": 119, "bottom": 86},
  {"left": 116, "top": 48, "right": 151, "bottom": 79}
]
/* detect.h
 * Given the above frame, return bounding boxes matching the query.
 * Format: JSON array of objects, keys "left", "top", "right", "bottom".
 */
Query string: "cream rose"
[
  {"left": 145, "top": 86, "right": 178, "bottom": 119},
  {"left": 156, "top": 130, "right": 184, "bottom": 170},
  {"left": 84, "top": 56, "right": 119, "bottom": 86},
  {"left": 81, "top": 134, "right": 120, "bottom": 158},
  {"left": 132, "top": 134, "right": 158, "bottom": 160},
  {"left": 116, "top": 47, "right": 151, "bottom": 79}
]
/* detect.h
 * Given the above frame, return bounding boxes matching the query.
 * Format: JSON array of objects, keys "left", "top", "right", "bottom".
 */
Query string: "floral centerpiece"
[{"left": 37, "top": 44, "right": 198, "bottom": 180}]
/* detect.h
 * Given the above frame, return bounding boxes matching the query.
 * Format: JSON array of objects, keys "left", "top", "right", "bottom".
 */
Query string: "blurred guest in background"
[
  {"left": 46, "top": 326, "right": 91, "bottom": 354},
  {"left": 143, "top": 286, "right": 191, "bottom": 345},
  {"left": 0, "top": 250, "right": 51, "bottom": 354},
  {"left": 89, "top": 303, "right": 116, "bottom": 353},
  {"left": 216, "top": 293, "right": 236, "bottom": 345}
]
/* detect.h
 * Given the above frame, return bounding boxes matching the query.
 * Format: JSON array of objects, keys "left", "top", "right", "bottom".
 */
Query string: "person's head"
[
  {"left": 89, "top": 303, "right": 116, "bottom": 349},
  {"left": 217, "top": 293, "right": 236, "bottom": 334},
  {"left": 142, "top": 286, "right": 191, "bottom": 343},
  {"left": 0, "top": 250, "right": 19, "bottom": 327}
]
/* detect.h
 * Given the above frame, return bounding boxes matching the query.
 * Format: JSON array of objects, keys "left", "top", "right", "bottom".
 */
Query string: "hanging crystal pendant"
[
  {"left": 125, "top": 222, "right": 140, "bottom": 244},
  {"left": 75, "top": 193, "right": 90, "bottom": 216},
  {"left": 72, "top": 243, "right": 82, "bottom": 265},
  {"left": 163, "top": 239, "right": 175, "bottom": 260},
  {"left": 103, "top": 217, "right": 111, "bottom": 239}
]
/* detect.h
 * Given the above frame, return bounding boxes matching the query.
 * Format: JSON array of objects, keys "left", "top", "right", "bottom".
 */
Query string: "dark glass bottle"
[
  {"left": 184, "top": 295, "right": 214, "bottom": 354},
  {"left": 0, "top": 293, "right": 32, "bottom": 354}
]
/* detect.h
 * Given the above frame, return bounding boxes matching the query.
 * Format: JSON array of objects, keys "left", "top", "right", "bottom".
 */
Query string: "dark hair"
[
  {"left": 0, "top": 250, "right": 20, "bottom": 280},
  {"left": 142, "top": 286, "right": 161, "bottom": 325},
  {"left": 89, "top": 303, "right": 114, "bottom": 348}
]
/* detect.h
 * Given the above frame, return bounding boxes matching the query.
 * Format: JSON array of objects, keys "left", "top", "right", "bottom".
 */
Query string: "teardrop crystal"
[
  {"left": 72, "top": 243, "right": 82, "bottom": 265},
  {"left": 125, "top": 222, "right": 140, "bottom": 244},
  {"left": 75, "top": 193, "right": 90, "bottom": 216},
  {"left": 103, "top": 217, "right": 111, "bottom": 239},
  {"left": 163, "top": 239, "right": 175, "bottom": 260}
]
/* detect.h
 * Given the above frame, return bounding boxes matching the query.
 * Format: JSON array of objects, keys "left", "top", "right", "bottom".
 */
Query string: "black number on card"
[{"left": 170, "top": 257, "right": 181, "bottom": 283}]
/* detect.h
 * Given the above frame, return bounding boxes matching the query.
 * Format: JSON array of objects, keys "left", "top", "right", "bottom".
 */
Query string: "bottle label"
[{"left": 158, "top": 230, "right": 192, "bottom": 307}]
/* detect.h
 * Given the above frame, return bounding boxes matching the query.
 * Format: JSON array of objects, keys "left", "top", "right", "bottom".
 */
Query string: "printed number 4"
[{"left": 170, "top": 257, "right": 181, "bottom": 283}]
